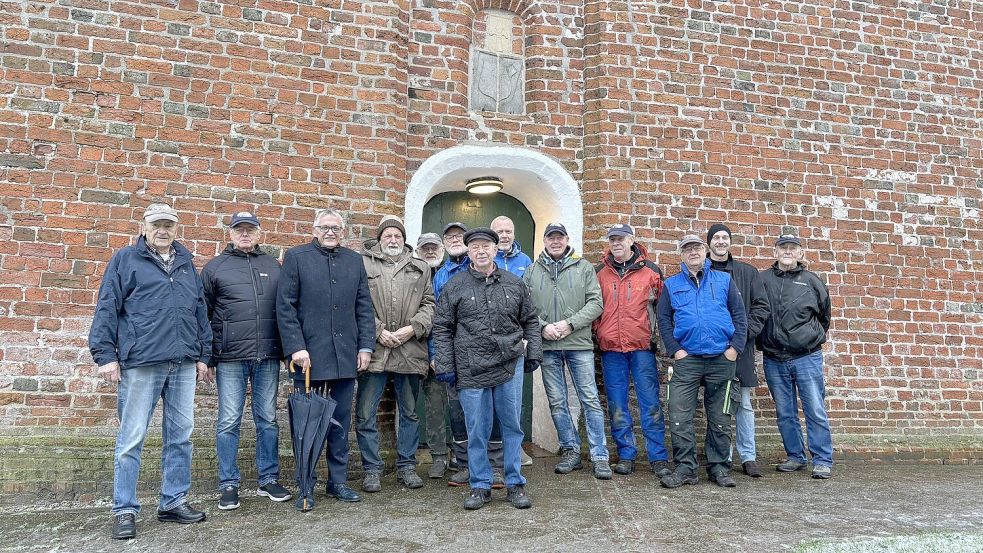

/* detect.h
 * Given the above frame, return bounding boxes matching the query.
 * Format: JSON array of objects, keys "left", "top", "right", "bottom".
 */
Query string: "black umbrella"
[{"left": 288, "top": 360, "right": 339, "bottom": 512}]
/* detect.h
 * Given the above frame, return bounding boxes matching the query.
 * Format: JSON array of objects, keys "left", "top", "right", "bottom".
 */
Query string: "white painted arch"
[
  {"left": 404, "top": 143, "right": 583, "bottom": 255},
  {"left": 404, "top": 143, "right": 583, "bottom": 453}
]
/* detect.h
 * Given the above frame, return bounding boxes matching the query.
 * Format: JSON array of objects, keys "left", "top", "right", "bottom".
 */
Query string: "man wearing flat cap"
[
  {"left": 355, "top": 216, "right": 435, "bottom": 493},
  {"left": 89, "top": 202, "right": 212, "bottom": 539},
  {"left": 432, "top": 228, "right": 542, "bottom": 510},
  {"left": 594, "top": 223, "right": 672, "bottom": 478},
  {"left": 758, "top": 233, "right": 834, "bottom": 479},
  {"left": 201, "top": 210, "right": 291, "bottom": 511},
  {"left": 656, "top": 233, "right": 748, "bottom": 489}
]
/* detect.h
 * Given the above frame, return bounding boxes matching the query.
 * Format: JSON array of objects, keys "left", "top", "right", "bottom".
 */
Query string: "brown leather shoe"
[{"left": 742, "top": 460, "right": 763, "bottom": 478}]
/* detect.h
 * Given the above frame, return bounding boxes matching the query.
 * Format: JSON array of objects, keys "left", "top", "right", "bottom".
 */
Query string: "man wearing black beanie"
[{"left": 706, "top": 224, "right": 771, "bottom": 479}]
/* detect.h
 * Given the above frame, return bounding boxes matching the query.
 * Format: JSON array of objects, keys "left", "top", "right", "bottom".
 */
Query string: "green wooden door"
[{"left": 417, "top": 191, "right": 537, "bottom": 443}]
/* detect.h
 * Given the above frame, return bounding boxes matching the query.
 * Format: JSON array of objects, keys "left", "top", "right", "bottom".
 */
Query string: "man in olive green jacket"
[
  {"left": 523, "top": 223, "right": 611, "bottom": 479},
  {"left": 355, "top": 216, "right": 435, "bottom": 492}
]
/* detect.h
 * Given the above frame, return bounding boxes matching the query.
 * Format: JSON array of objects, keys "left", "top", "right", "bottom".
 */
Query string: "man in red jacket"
[{"left": 594, "top": 223, "right": 671, "bottom": 478}]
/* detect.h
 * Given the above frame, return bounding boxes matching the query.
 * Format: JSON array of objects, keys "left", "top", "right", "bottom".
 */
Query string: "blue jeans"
[
  {"left": 764, "top": 351, "right": 834, "bottom": 467},
  {"left": 734, "top": 387, "right": 756, "bottom": 461},
  {"left": 113, "top": 361, "right": 196, "bottom": 515},
  {"left": 457, "top": 359, "right": 526, "bottom": 489},
  {"left": 447, "top": 384, "right": 503, "bottom": 468},
  {"left": 600, "top": 350, "right": 668, "bottom": 463},
  {"left": 355, "top": 372, "right": 422, "bottom": 473},
  {"left": 216, "top": 359, "right": 282, "bottom": 489},
  {"left": 541, "top": 350, "right": 608, "bottom": 461}
]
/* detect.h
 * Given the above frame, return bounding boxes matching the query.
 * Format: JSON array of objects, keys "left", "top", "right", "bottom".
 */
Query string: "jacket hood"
[
  {"left": 499, "top": 241, "right": 524, "bottom": 258},
  {"left": 602, "top": 242, "right": 648, "bottom": 270},
  {"left": 769, "top": 260, "right": 806, "bottom": 276},
  {"left": 536, "top": 246, "right": 579, "bottom": 268},
  {"left": 223, "top": 243, "right": 263, "bottom": 257}
]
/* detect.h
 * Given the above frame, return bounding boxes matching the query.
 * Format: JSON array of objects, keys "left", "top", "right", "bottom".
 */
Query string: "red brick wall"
[{"left": 1, "top": 0, "right": 981, "bottom": 445}]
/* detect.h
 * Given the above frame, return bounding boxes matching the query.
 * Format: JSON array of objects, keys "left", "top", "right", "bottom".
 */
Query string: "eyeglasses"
[
  {"left": 681, "top": 244, "right": 705, "bottom": 253},
  {"left": 444, "top": 233, "right": 464, "bottom": 242},
  {"left": 314, "top": 225, "right": 343, "bottom": 234},
  {"left": 230, "top": 226, "right": 260, "bottom": 235}
]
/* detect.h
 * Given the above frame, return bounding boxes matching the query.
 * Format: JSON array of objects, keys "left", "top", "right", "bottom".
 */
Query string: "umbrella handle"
[{"left": 289, "top": 359, "right": 311, "bottom": 394}]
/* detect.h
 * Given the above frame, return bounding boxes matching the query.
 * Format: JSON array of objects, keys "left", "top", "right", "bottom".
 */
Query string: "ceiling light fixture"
[{"left": 465, "top": 176, "right": 503, "bottom": 195}]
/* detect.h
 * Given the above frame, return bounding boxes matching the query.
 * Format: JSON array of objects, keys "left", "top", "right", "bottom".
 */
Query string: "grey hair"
[
  {"left": 489, "top": 215, "right": 513, "bottom": 227},
  {"left": 313, "top": 208, "right": 346, "bottom": 228}
]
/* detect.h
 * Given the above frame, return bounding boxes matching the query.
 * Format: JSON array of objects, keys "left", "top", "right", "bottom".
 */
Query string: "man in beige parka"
[{"left": 355, "top": 216, "right": 435, "bottom": 492}]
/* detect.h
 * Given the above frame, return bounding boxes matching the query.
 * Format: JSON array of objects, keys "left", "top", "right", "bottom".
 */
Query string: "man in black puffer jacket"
[
  {"left": 758, "top": 233, "right": 834, "bottom": 480},
  {"left": 706, "top": 223, "right": 771, "bottom": 478},
  {"left": 433, "top": 228, "right": 542, "bottom": 511},
  {"left": 201, "top": 211, "right": 291, "bottom": 511}
]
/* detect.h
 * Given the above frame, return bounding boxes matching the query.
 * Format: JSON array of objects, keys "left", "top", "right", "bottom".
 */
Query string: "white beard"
[{"left": 383, "top": 244, "right": 403, "bottom": 257}]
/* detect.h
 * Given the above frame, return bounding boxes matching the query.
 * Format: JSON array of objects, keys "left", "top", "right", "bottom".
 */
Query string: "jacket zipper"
[{"left": 247, "top": 254, "right": 261, "bottom": 361}]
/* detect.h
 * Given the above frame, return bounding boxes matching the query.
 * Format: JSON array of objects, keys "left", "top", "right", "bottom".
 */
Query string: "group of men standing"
[{"left": 90, "top": 203, "right": 835, "bottom": 540}]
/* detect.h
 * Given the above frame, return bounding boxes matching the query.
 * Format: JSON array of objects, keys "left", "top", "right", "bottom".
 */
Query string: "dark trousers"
[
  {"left": 298, "top": 377, "right": 355, "bottom": 486},
  {"left": 667, "top": 354, "right": 737, "bottom": 477}
]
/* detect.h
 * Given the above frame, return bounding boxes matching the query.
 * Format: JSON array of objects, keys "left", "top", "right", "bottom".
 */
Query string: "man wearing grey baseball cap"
[
  {"left": 89, "top": 202, "right": 212, "bottom": 539},
  {"left": 656, "top": 233, "right": 748, "bottom": 489},
  {"left": 758, "top": 233, "right": 834, "bottom": 479}
]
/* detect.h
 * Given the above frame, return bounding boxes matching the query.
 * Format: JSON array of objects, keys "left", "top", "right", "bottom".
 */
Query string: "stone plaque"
[{"left": 470, "top": 50, "right": 524, "bottom": 115}]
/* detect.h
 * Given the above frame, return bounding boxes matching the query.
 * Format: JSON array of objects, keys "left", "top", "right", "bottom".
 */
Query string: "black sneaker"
[
  {"left": 218, "top": 486, "right": 239, "bottom": 510},
  {"left": 448, "top": 468, "right": 470, "bottom": 487},
  {"left": 257, "top": 481, "right": 292, "bottom": 502},
  {"left": 506, "top": 485, "right": 532, "bottom": 509},
  {"left": 777, "top": 459, "right": 807, "bottom": 472},
  {"left": 110, "top": 513, "right": 136, "bottom": 540},
  {"left": 650, "top": 460, "right": 672, "bottom": 478},
  {"left": 660, "top": 471, "right": 698, "bottom": 489},
  {"left": 554, "top": 449, "right": 584, "bottom": 474},
  {"left": 463, "top": 488, "right": 492, "bottom": 510}
]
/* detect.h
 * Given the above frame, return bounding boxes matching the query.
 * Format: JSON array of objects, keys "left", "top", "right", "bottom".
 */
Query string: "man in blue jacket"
[
  {"left": 656, "top": 234, "right": 748, "bottom": 489},
  {"left": 276, "top": 208, "right": 375, "bottom": 510},
  {"left": 89, "top": 203, "right": 213, "bottom": 540},
  {"left": 201, "top": 211, "right": 291, "bottom": 511}
]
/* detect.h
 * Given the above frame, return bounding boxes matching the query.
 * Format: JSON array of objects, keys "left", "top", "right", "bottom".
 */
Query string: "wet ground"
[{"left": 1, "top": 460, "right": 980, "bottom": 553}]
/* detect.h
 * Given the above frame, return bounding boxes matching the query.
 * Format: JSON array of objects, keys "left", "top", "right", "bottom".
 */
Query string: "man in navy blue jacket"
[
  {"left": 276, "top": 208, "right": 375, "bottom": 510},
  {"left": 89, "top": 203, "right": 213, "bottom": 540},
  {"left": 657, "top": 234, "right": 748, "bottom": 489}
]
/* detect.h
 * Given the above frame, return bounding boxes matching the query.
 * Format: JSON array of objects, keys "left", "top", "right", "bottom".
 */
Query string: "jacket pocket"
[{"left": 221, "top": 320, "right": 228, "bottom": 354}]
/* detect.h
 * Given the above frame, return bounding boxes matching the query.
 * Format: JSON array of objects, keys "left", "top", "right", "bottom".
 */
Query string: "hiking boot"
[
  {"left": 110, "top": 513, "right": 136, "bottom": 540},
  {"left": 448, "top": 468, "right": 470, "bottom": 487},
  {"left": 554, "top": 449, "right": 584, "bottom": 474},
  {"left": 660, "top": 471, "right": 698, "bottom": 489},
  {"left": 361, "top": 472, "right": 382, "bottom": 493},
  {"left": 712, "top": 472, "right": 737, "bottom": 487},
  {"left": 506, "top": 485, "right": 532, "bottom": 509},
  {"left": 463, "top": 488, "right": 492, "bottom": 510},
  {"left": 218, "top": 485, "right": 240, "bottom": 510},
  {"left": 492, "top": 468, "right": 505, "bottom": 490},
  {"left": 398, "top": 468, "right": 425, "bottom": 489},
  {"left": 650, "top": 460, "right": 672, "bottom": 478},
  {"left": 777, "top": 459, "right": 807, "bottom": 472},
  {"left": 257, "top": 481, "right": 292, "bottom": 502},
  {"left": 326, "top": 483, "right": 361, "bottom": 502},
  {"left": 742, "top": 460, "right": 763, "bottom": 478},
  {"left": 429, "top": 456, "right": 449, "bottom": 479},
  {"left": 812, "top": 465, "right": 833, "bottom": 479},
  {"left": 612, "top": 460, "right": 634, "bottom": 475},
  {"left": 593, "top": 460, "right": 613, "bottom": 480},
  {"left": 521, "top": 450, "right": 534, "bottom": 466}
]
